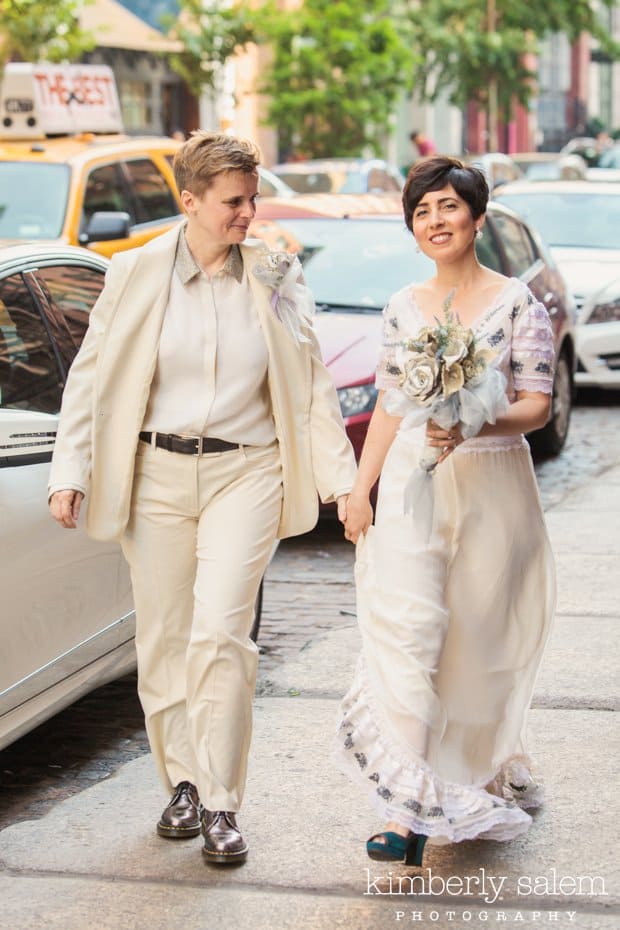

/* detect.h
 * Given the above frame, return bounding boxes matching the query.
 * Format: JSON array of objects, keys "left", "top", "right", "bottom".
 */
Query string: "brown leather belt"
[{"left": 139, "top": 431, "right": 240, "bottom": 455}]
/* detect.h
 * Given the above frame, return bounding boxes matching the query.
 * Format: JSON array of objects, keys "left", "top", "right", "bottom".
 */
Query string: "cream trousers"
[{"left": 121, "top": 439, "right": 282, "bottom": 811}]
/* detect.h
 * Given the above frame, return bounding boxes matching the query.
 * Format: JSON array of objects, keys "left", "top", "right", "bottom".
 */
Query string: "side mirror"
[{"left": 79, "top": 211, "right": 131, "bottom": 244}]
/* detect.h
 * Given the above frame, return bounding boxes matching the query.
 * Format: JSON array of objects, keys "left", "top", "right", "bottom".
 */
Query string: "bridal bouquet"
[{"left": 383, "top": 292, "right": 509, "bottom": 530}]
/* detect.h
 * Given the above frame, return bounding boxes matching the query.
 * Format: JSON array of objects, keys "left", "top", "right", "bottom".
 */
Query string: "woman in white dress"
[{"left": 337, "top": 156, "right": 556, "bottom": 866}]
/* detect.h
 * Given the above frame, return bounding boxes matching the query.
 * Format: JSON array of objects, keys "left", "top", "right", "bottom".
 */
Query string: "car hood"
[
  {"left": 550, "top": 247, "right": 620, "bottom": 300},
  {"left": 313, "top": 310, "right": 383, "bottom": 389}
]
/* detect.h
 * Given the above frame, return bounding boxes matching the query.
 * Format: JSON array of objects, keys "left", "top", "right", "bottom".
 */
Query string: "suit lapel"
[
  {"left": 242, "top": 241, "right": 305, "bottom": 435},
  {"left": 96, "top": 223, "right": 183, "bottom": 408}
]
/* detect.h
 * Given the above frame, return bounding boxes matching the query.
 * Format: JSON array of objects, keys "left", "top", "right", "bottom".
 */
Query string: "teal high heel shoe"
[{"left": 366, "top": 831, "right": 427, "bottom": 866}]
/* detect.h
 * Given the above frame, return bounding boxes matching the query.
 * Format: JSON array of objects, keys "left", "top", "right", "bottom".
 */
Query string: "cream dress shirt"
[
  {"left": 141, "top": 230, "right": 276, "bottom": 446},
  {"left": 49, "top": 233, "right": 275, "bottom": 498}
]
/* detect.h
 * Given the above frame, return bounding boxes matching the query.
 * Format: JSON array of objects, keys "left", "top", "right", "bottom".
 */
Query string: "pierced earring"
[
  {"left": 414, "top": 241, "right": 421, "bottom": 253},
  {"left": 475, "top": 228, "right": 483, "bottom": 240}
]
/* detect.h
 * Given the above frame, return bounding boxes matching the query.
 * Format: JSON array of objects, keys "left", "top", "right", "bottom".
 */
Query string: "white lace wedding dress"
[{"left": 336, "top": 278, "right": 556, "bottom": 843}]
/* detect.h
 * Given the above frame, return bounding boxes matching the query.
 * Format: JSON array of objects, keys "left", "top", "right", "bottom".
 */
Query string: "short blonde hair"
[{"left": 173, "top": 130, "right": 261, "bottom": 195}]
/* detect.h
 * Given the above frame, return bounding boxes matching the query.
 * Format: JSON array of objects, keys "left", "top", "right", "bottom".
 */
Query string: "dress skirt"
[{"left": 335, "top": 429, "right": 556, "bottom": 843}]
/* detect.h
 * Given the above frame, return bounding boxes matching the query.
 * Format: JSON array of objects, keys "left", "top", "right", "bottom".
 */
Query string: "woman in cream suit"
[{"left": 49, "top": 131, "right": 356, "bottom": 866}]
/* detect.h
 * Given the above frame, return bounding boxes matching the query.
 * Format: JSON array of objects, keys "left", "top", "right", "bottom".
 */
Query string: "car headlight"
[
  {"left": 586, "top": 297, "right": 620, "bottom": 324},
  {"left": 337, "top": 383, "right": 378, "bottom": 417}
]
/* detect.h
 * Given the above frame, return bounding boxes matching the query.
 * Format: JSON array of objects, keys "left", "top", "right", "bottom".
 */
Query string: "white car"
[
  {"left": 0, "top": 242, "right": 136, "bottom": 748},
  {"left": 271, "top": 158, "right": 404, "bottom": 195},
  {"left": 495, "top": 181, "right": 620, "bottom": 389},
  {"left": 577, "top": 278, "right": 620, "bottom": 389},
  {"left": 463, "top": 152, "right": 523, "bottom": 191},
  {"left": 0, "top": 240, "right": 274, "bottom": 749},
  {"left": 512, "top": 152, "right": 588, "bottom": 181},
  {"left": 258, "top": 166, "right": 297, "bottom": 199}
]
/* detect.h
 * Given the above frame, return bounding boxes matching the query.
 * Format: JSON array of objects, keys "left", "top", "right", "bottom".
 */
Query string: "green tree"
[
  {"left": 163, "top": 0, "right": 256, "bottom": 98},
  {"left": 258, "top": 0, "right": 415, "bottom": 157},
  {"left": 0, "top": 0, "right": 95, "bottom": 71},
  {"left": 407, "top": 0, "right": 620, "bottom": 150}
]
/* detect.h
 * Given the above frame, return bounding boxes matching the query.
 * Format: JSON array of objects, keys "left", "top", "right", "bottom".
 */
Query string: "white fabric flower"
[{"left": 252, "top": 251, "right": 314, "bottom": 345}]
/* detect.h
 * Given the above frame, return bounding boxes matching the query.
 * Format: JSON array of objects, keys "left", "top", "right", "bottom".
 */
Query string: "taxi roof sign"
[{"left": 0, "top": 62, "right": 123, "bottom": 139}]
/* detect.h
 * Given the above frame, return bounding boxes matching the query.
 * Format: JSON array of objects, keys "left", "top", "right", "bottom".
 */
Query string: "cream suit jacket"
[{"left": 49, "top": 223, "right": 357, "bottom": 541}]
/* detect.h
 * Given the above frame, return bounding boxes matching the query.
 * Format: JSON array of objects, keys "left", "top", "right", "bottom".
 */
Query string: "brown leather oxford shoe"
[
  {"left": 157, "top": 781, "right": 201, "bottom": 839},
  {"left": 201, "top": 810, "right": 248, "bottom": 865}
]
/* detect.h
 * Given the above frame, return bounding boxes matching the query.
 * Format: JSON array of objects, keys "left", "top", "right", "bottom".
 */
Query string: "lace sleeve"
[
  {"left": 511, "top": 289, "right": 555, "bottom": 395},
  {"left": 375, "top": 301, "right": 403, "bottom": 390}
]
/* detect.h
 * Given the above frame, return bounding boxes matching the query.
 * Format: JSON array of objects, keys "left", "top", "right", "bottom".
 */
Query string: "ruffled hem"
[{"left": 335, "top": 659, "right": 543, "bottom": 844}]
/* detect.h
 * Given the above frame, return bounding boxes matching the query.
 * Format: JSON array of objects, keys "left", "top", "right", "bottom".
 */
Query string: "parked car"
[
  {"left": 495, "top": 180, "right": 620, "bottom": 389},
  {"left": 573, "top": 277, "right": 620, "bottom": 390},
  {"left": 463, "top": 153, "right": 523, "bottom": 191},
  {"left": 257, "top": 166, "right": 297, "bottom": 199},
  {"left": 0, "top": 134, "right": 298, "bottom": 256},
  {"left": 254, "top": 190, "right": 403, "bottom": 224},
  {"left": 250, "top": 202, "right": 576, "bottom": 457},
  {"left": 0, "top": 238, "right": 273, "bottom": 749},
  {"left": 590, "top": 143, "right": 620, "bottom": 170},
  {"left": 271, "top": 158, "right": 404, "bottom": 195},
  {"left": 512, "top": 152, "right": 587, "bottom": 181},
  {"left": 0, "top": 61, "right": 185, "bottom": 256},
  {"left": 560, "top": 136, "right": 600, "bottom": 166},
  {"left": 0, "top": 242, "right": 135, "bottom": 749},
  {"left": 0, "top": 134, "right": 186, "bottom": 256},
  {"left": 585, "top": 145, "right": 620, "bottom": 182}
]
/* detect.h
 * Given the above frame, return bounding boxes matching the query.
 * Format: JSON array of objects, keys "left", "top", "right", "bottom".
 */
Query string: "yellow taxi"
[{"left": 0, "top": 63, "right": 183, "bottom": 256}]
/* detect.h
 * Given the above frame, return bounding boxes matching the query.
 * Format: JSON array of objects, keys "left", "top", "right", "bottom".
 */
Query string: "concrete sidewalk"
[{"left": 1, "top": 467, "right": 619, "bottom": 930}]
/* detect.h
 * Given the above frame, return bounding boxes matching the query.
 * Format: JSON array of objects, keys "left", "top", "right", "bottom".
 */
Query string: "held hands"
[
  {"left": 49, "top": 490, "right": 84, "bottom": 529},
  {"left": 425, "top": 420, "right": 464, "bottom": 465},
  {"left": 338, "top": 491, "right": 373, "bottom": 545}
]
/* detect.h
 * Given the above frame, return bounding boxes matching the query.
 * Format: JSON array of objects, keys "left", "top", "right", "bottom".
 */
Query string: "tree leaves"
[
  {"left": 257, "top": 0, "right": 416, "bottom": 157},
  {"left": 407, "top": 0, "right": 620, "bottom": 113},
  {"left": 0, "top": 0, "right": 95, "bottom": 69},
  {"left": 162, "top": 0, "right": 255, "bottom": 97},
  {"left": 168, "top": 0, "right": 620, "bottom": 156}
]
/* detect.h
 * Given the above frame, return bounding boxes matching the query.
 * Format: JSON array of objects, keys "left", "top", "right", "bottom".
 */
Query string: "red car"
[
  {"left": 250, "top": 208, "right": 576, "bottom": 462},
  {"left": 312, "top": 310, "right": 382, "bottom": 462}
]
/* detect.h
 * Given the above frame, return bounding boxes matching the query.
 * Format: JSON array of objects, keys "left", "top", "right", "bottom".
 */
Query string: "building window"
[{"left": 118, "top": 80, "right": 152, "bottom": 131}]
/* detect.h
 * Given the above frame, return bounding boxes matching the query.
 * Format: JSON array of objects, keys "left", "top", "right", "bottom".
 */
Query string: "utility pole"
[{"left": 487, "top": 0, "right": 499, "bottom": 151}]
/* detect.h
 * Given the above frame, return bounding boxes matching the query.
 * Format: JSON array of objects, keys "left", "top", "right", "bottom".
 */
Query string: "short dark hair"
[{"left": 402, "top": 156, "right": 489, "bottom": 231}]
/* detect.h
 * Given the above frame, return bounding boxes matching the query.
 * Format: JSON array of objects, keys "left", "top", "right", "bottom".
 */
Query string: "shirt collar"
[{"left": 175, "top": 227, "right": 244, "bottom": 285}]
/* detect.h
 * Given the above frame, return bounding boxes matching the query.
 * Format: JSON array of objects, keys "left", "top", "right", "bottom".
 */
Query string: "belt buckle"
[{"left": 192, "top": 436, "right": 203, "bottom": 457}]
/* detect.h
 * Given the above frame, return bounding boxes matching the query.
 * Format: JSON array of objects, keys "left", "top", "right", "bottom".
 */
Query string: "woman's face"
[
  {"left": 181, "top": 170, "right": 259, "bottom": 246},
  {"left": 411, "top": 183, "right": 482, "bottom": 260}
]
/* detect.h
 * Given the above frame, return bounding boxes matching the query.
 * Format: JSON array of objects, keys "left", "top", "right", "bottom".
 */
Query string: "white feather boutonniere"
[{"left": 252, "top": 251, "right": 314, "bottom": 345}]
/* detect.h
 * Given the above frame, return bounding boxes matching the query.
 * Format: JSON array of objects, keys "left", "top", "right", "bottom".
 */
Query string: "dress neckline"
[{"left": 408, "top": 276, "right": 518, "bottom": 332}]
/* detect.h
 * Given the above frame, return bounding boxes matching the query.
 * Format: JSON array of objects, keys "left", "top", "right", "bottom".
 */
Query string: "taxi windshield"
[{"left": 0, "top": 162, "right": 70, "bottom": 239}]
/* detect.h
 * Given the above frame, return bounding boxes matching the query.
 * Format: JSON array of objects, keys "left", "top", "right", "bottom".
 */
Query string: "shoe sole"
[
  {"left": 202, "top": 846, "right": 248, "bottom": 866},
  {"left": 367, "top": 848, "right": 404, "bottom": 862},
  {"left": 157, "top": 822, "right": 201, "bottom": 839}
]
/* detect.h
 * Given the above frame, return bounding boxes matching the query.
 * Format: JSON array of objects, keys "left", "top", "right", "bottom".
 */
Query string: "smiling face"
[
  {"left": 181, "top": 169, "right": 259, "bottom": 247},
  {"left": 411, "top": 183, "right": 484, "bottom": 261}
]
